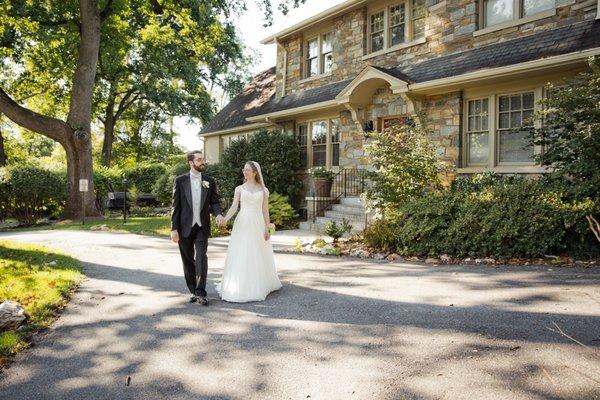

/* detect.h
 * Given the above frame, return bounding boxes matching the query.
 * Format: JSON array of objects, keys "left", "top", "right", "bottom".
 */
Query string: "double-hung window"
[
  {"left": 464, "top": 89, "right": 540, "bottom": 169},
  {"left": 367, "top": 0, "right": 427, "bottom": 54},
  {"left": 296, "top": 119, "right": 341, "bottom": 169},
  {"left": 304, "top": 32, "right": 334, "bottom": 78},
  {"left": 482, "top": 0, "right": 555, "bottom": 28}
]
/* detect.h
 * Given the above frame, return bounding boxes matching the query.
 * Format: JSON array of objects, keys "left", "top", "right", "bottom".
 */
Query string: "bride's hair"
[{"left": 245, "top": 161, "right": 262, "bottom": 185}]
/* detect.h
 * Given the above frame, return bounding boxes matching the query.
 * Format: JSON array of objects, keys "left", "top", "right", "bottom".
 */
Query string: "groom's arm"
[
  {"left": 209, "top": 177, "right": 222, "bottom": 218},
  {"left": 170, "top": 177, "right": 181, "bottom": 232}
]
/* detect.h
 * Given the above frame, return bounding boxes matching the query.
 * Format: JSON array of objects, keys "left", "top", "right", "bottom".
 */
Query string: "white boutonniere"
[{"left": 202, "top": 180, "right": 210, "bottom": 189}]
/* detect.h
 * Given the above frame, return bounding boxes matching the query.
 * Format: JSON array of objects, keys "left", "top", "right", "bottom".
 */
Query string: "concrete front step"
[
  {"left": 340, "top": 197, "right": 363, "bottom": 207},
  {"left": 324, "top": 210, "right": 365, "bottom": 221},
  {"left": 331, "top": 204, "right": 365, "bottom": 215}
]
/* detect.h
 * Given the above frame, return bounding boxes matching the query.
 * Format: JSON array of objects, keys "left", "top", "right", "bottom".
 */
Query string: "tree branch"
[
  {"left": 100, "top": 0, "right": 115, "bottom": 22},
  {"left": 586, "top": 215, "right": 600, "bottom": 243},
  {"left": 149, "top": 0, "right": 164, "bottom": 14},
  {"left": 0, "top": 87, "right": 70, "bottom": 143},
  {"left": 114, "top": 90, "right": 139, "bottom": 121}
]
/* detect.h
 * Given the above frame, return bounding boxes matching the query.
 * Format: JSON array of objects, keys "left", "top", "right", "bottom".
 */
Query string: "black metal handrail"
[{"left": 311, "top": 168, "right": 367, "bottom": 223}]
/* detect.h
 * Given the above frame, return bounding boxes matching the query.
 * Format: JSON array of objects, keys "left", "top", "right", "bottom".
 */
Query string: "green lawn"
[
  {"left": 0, "top": 240, "right": 83, "bottom": 362},
  {"left": 50, "top": 216, "right": 174, "bottom": 237},
  {"left": 7, "top": 215, "right": 229, "bottom": 237}
]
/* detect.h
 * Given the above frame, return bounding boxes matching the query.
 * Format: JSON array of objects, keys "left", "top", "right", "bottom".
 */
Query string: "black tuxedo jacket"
[{"left": 171, "top": 173, "right": 222, "bottom": 238}]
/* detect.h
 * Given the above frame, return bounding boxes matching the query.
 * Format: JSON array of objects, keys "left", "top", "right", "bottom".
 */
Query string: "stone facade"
[{"left": 275, "top": 0, "right": 596, "bottom": 92}]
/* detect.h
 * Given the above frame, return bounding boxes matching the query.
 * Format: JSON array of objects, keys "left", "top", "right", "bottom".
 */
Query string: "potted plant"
[{"left": 310, "top": 167, "right": 336, "bottom": 197}]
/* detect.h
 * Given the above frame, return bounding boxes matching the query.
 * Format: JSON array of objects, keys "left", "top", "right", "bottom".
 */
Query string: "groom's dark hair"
[{"left": 186, "top": 150, "right": 203, "bottom": 162}]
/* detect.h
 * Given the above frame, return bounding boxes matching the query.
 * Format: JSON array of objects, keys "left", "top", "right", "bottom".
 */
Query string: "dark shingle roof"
[
  {"left": 201, "top": 20, "right": 600, "bottom": 135},
  {"left": 199, "top": 67, "right": 276, "bottom": 135},
  {"left": 257, "top": 78, "right": 353, "bottom": 115},
  {"left": 385, "top": 20, "right": 600, "bottom": 83}
]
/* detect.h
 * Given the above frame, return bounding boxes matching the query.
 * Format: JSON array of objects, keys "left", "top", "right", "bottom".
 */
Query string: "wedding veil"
[{"left": 251, "top": 161, "right": 266, "bottom": 191}]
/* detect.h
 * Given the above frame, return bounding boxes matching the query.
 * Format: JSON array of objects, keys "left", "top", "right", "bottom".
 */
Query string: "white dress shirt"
[{"left": 189, "top": 171, "right": 202, "bottom": 227}]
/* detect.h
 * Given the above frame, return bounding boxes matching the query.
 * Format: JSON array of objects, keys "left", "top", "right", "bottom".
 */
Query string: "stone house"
[{"left": 199, "top": 0, "right": 600, "bottom": 231}]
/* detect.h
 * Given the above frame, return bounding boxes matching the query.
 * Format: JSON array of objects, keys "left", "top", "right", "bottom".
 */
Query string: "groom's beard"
[{"left": 192, "top": 164, "right": 206, "bottom": 173}]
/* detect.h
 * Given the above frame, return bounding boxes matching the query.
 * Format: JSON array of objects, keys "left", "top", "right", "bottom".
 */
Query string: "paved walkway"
[{"left": 0, "top": 230, "right": 599, "bottom": 400}]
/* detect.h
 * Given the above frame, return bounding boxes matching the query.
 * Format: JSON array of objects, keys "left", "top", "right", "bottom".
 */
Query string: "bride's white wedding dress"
[{"left": 217, "top": 187, "right": 282, "bottom": 302}]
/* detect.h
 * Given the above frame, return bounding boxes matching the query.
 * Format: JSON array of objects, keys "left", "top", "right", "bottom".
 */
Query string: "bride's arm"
[
  {"left": 262, "top": 188, "right": 271, "bottom": 229},
  {"left": 223, "top": 186, "right": 241, "bottom": 223}
]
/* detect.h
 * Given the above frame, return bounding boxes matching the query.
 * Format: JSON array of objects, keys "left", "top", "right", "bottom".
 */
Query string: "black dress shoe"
[
  {"left": 198, "top": 296, "right": 209, "bottom": 306},
  {"left": 189, "top": 295, "right": 198, "bottom": 303}
]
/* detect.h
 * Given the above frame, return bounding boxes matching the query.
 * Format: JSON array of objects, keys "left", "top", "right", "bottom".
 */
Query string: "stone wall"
[{"left": 424, "top": 91, "right": 461, "bottom": 183}]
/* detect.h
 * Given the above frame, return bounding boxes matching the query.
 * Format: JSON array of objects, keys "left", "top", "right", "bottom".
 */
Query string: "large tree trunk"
[
  {"left": 62, "top": 0, "right": 102, "bottom": 219},
  {"left": 101, "top": 84, "right": 117, "bottom": 167}
]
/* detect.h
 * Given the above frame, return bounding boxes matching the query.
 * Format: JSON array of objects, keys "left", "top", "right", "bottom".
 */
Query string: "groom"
[{"left": 170, "top": 150, "right": 224, "bottom": 305}]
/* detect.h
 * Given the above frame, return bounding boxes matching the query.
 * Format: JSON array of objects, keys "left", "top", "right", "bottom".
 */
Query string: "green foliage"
[
  {"left": 365, "top": 112, "right": 447, "bottom": 212},
  {"left": 530, "top": 57, "right": 600, "bottom": 202},
  {"left": 0, "top": 165, "right": 66, "bottom": 225},
  {"left": 268, "top": 192, "right": 298, "bottom": 230},
  {"left": 310, "top": 167, "right": 335, "bottom": 180},
  {"left": 324, "top": 218, "right": 353, "bottom": 242},
  {"left": 312, "top": 237, "right": 327, "bottom": 249},
  {"left": 152, "top": 159, "right": 189, "bottom": 206},
  {"left": 213, "top": 129, "right": 303, "bottom": 208},
  {"left": 122, "top": 163, "right": 167, "bottom": 193},
  {"left": 364, "top": 175, "right": 599, "bottom": 259},
  {"left": 363, "top": 218, "right": 398, "bottom": 251}
]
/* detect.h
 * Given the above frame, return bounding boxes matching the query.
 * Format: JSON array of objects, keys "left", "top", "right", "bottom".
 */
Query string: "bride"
[{"left": 216, "top": 161, "right": 282, "bottom": 302}]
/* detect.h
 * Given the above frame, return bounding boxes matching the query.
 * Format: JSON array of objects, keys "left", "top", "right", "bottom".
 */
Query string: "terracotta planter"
[{"left": 312, "top": 177, "right": 332, "bottom": 197}]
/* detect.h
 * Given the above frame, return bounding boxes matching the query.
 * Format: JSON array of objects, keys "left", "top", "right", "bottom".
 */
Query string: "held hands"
[
  {"left": 215, "top": 215, "right": 226, "bottom": 228},
  {"left": 264, "top": 223, "right": 275, "bottom": 241}
]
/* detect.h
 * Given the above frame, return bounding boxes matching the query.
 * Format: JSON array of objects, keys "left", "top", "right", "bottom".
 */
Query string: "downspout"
[{"left": 275, "top": 37, "right": 287, "bottom": 97}]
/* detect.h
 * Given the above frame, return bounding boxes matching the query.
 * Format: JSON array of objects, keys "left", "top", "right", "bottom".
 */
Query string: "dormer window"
[
  {"left": 482, "top": 0, "right": 555, "bottom": 28},
  {"left": 322, "top": 33, "right": 333, "bottom": 74},
  {"left": 368, "top": 0, "right": 427, "bottom": 54},
  {"left": 306, "top": 38, "right": 319, "bottom": 77},
  {"left": 411, "top": 0, "right": 426, "bottom": 39},
  {"left": 389, "top": 5, "right": 406, "bottom": 46},
  {"left": 370, "top": 11, "right": 385, "bottom": 52},
  {"left": 304, "top": 32, "right": 334, "bottom": 79}
]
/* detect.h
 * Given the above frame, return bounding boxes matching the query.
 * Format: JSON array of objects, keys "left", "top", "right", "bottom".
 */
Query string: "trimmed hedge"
[
  {"left": 0, "top": 165, "right": 66, "bottom": 225},
  {"left": 364, "top": 175, "right": 599, "bottom": 259}
]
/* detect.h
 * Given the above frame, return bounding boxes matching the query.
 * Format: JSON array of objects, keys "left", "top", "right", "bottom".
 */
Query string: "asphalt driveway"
[{"left": 0, "top": 230, "right": 599, "bottom": 400}]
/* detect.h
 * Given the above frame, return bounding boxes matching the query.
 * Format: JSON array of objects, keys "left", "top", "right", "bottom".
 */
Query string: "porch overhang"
[
  {"left": 334, "top": 65, "right": 416, "bottom": 131},
  {"left": 245, "top": 99, "right": 343, "bottom": 123}
]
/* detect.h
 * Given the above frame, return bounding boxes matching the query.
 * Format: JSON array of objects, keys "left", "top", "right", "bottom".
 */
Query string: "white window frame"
[
  {"left": 464, "top": 97, "right": 491, "bottom": 167},
  {"left": 296, "top": 118, "right": 341, "bottom": 170},
  {"left": 480, "top": 0, "right": 556, "bottom": 30},
  {"left": 367, "top": 0, "right": 427, "bottom": 54},
  {"left": 462, "top": 87, "right": 543, "bottom": 170},
  {"left": 321, "top": 32, "right": 334, "bottom": 74},
  {"left": 303, "top": 32, "right": 334, "bottom": 80}
]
